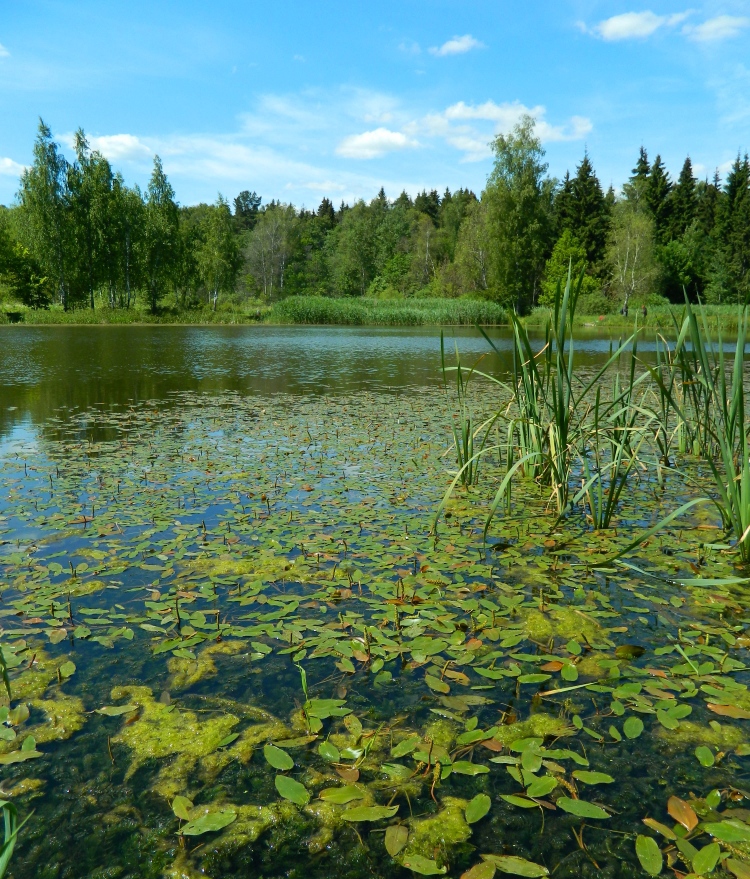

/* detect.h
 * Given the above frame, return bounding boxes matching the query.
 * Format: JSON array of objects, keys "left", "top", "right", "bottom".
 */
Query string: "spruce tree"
[
  {"left": 714, "top": 154, "right": 750, "bottom": 302},
  {"left": 624, "top": 146, "right": 650, "bottom": 207},
  {"left": 646, "top": 154, "right": 673, "bottom": 243},
  {"left": 571, "top": 153, "right": 609, "bottom": 267},
  {"left": 696, "top": 172, "right": 720, "bottom": 236},
  {"left": 669, "top": 157, "right": 697, "bottom": 238},
  {"left": 554, "top": 172, "right": 575, "bottom": 233}
]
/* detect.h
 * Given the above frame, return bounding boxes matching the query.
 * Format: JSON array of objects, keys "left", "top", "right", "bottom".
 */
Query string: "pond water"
[{"left": 1, "top": 325, "right": 750, "bottom": 879}]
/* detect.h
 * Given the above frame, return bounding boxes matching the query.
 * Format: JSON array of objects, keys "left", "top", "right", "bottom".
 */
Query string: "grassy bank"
[
  {"left": 525, "top": 303, "right": 749, "bottom": 333},
  {"left": 1, "top": 296, "right": 508, "bottom": 327}
]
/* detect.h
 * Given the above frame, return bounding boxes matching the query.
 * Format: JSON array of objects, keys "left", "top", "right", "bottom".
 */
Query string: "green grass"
[
  {"left": 267, "top": 296, "right": 508, "bottom": 326},
  {"left": 2, "top": 296, "right": 507, "bottom": 327},
  {"left": 525, "top": 304, "right": 749, "bottom": 333}
]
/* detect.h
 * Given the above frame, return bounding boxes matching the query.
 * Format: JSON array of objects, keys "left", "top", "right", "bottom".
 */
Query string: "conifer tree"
[
  {"left": 646, "top": 154, "right": 673, "bottom": 243},
  {"left": 712, "top": 154, "right": 750, "bottom": 302},
  {"left": 669, "top": 157, "right": 697, "bottom": 239}
]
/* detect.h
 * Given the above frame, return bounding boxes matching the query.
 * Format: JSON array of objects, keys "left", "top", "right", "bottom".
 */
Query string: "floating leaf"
[
  {"left": 500, "top": 795, "right": 538, "bottom": 809},
  {"left": 526, "top": 776, "right": 558, "bottom": 799},
  {"left": 571, "top": 771, "right": 614, "bottom": 785},
  {"left": 401, "top": 853, "right": 446, "bottom": 875},
  {"left": 181, "top": 808, "right": 237, "bottom": 836},
  {"left": 0, "top": 749, "right": 42, "bottom": 764},
  {"left": 342, "top": 805, "right": 399, "bottom": 822},
  {"left": 452, "top": 761, "right": 489, "bottom": 776},
  {"left": 95, "top": 704, "right": 139, "bottom": 717},
  {"left": 695, "top": 745, "right": 715, "bottom": 767},
  {"left": 461, "top": 863, "right": 496, "bottom": 879},
  {"left": 707, "top": 703, "right": 750, "bottom": 720},
  {"left": 482, "top": 854, "right": 549, "bottom": 876},
  {"left": 391, "top": 735, "right": 420, "bottom": 758},
  {"left": 623, "top": 716, "right": 644, "bottom": 739},
  {"left": 319, "top": 785, "right": 364, "bottom": 804},
  {"left": 264, "top": 744, "right": 294, "bottom": 771},
  {"left": 667, "top": 796, "right": 698, "bottom": 832},
  {"left": 465, "top": 794, "right": 491, "bottom": 824},
  {"left": 172, "top": 795, "right": 193, "bottom": 821},
  {"left": 318, "top": 740, "right": 340, "bottom": 763},
  {"left": 726, "top": 859, "right": 750, "bottom": 879},
  {"left": 425, "top": 674, "right": 450, "bottom": 694},
  {"left": 385, "top": 824, "right": 409, "bottom": 857},
  {"left": 635, "top": 835, "right": 662, "bottom": 876},
  {"left": 703, "top": 820, "right": 750, "bottom": 844},
  {"left": 692, "top": 842, "right": 720, "bottom": 875},
  {"left": 275, "top": 775, "right": 309, "bottom": 805},
  {"left": 556, "top": 797, "right": 609, "bottom": 820},
  {"left": 59, "top": 661, "right": 76, "bottom": 679}
]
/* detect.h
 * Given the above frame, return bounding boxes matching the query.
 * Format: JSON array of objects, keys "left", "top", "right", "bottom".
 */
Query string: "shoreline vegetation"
[
  {"left": 1, "top": 295, "right": 747, "bottom": 332},
  {"left": 3, "top": 118, "right": 750, "bottom": 332}
]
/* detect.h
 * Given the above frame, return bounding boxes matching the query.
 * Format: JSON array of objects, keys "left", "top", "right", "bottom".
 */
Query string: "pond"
[{"left": 1, "top": 324, "right": 750, "bottom": 879}]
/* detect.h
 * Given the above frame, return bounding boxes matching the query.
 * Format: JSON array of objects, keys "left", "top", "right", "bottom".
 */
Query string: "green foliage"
[
  {"left": 483, "top": 116, "right": 555, "bottom": 310},
  {"left": 540, "top": 230, "right": 600, "bottom": 306},
  {"left": 5, "top": 123, "right": 750, "bottom": 317}
]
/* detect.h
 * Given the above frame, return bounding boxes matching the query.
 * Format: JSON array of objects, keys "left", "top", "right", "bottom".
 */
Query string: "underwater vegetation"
[{"left": 2, "top": 282, "right": 750, "bottom": 877}]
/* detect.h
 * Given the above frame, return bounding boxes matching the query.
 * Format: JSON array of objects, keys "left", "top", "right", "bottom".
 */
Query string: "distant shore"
[{"left": 1, "top": 296, "right": 745, "bottom": 331}]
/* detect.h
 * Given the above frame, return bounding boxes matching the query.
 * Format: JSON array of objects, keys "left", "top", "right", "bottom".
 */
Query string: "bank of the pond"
[{"left": 1, "top": 296, "right": 509, "bottom": 327}]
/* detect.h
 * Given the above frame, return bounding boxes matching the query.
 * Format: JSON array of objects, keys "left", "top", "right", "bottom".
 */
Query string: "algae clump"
[
  {"left": 167, "top": 640, "right": 246, "bottom": 690},
  {"left": 400, "top": 797, "right": 471, "bottom": 868},
  {"left": 110, "top": 685, "right": 239, "bottom": 797}
]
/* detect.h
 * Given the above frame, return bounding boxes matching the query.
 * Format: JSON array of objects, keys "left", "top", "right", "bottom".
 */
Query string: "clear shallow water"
[{"left": 1, "top": 327, "right": 750, "bottom": 879}]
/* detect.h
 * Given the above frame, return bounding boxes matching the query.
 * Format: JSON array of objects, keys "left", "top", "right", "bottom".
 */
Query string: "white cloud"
[
  {"left": 336, "top": 128, "right": 419, "bottom": 159},
  {"left": 0, "top": 157, "right": 24, "bottom": 176},
  {"left": 588, "top": 10, "right": 689, "bottom": 41},
  {"left": 684, "top": 15, "right": 750, "bottom": 41},
  {"left": 0, "top": 43, "right": 9, "bottom": 58},
  {"left": 398, "top": 39, "right": 421, "bottom": 55},
  {"left": 87, "top": 134, "right": 152, "bottom": 162},
  {"left": 429, "top": 34, "right": 485, "bottom": 57},
  {"left": 413, "top": 100, "right": 592, "bottom": 161}
]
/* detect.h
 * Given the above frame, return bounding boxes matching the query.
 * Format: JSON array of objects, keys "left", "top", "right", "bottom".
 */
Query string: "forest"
[{"left": 0, "top": 116, "right": 749, "bottom": 316}]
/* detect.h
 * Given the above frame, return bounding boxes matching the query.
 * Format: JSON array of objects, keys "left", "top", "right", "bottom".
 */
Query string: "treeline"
[{"left": 1, "top": 117, "right": 749, "bottom": 314}]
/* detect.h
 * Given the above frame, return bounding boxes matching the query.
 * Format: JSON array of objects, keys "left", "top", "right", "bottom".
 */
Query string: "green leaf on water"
[
  {"left": 481, "top": 854, "right": 549, "bottom": 876},
  {"left": 556, "top": 797, "right": 609, "bottom": 820},
  {"left": 452, "top": 761, "right": 489, "bottom": 776},
  {"left": 391, "top": 735, "right": 420, "bottom": 758},
  {"left": 517, "top": 674, "right": 551, "bottom": 685},
  {"left": 656, "top": 710, "right": 679, "bottom": 730},
  {"left": 465, "top": 793, "right": 491, "bottom": 823},
  {"left": 385, "top": 824, "right": 409, "bottom": 857},
  {"left": 180, "top": 808, "right": 237, "bottom": 836},
  {"left": 635, "top": 835, "right": 662, "bottom": 876},
  {"left": 571, "top": 771, "right": 614, "bottom": 785},
  {"left": 703, "top": 820, "right": 750, "bottom": 844},
  {"left": 342, "top": 805, "right": 399, "bottom": 822},
  {"left": 274, "top": 774, "right": 310, "bottom": 805},
  {"left": 695, "top": 745, "right": 715, "bottom": 767},
  {"left": 500, "top": 794, "right": 538, "bottom": 809},
  {"left": 319, "top": 785, "right": 364, "bottom": 804},
  {"left": 59, "top": 660, "right": 76, "bottom": 679},
  {"left": 692, "top": 842, "right": 721, "bottom": 875},
  {"left": 95, "top": 704, "right": 139, "bottom": 716},
  {"left": 525, "top": 776, "right": 558, "bottom": 799},
  {"left": 401, "top": 853, "right": 446, "bottom": 875},
  {"left": 623, "top": 716, "right": 644, "bottom": 739},
  {"left": 264, "top": 743, "right": 294, "bottom": 770},
  {"left": 0, "top": 749, "right": 42, "bottom": 764},
  {"left": 172, "top": 795, "right": 193, "bottom": 821},
  {"left": 318, "top": 740, "right": 340, "bottom": 763}
]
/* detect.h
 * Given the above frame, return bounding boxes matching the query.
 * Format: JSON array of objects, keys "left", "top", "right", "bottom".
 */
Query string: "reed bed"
[{"left": 440, "top": 269, "right": 750, "bottom": 565}]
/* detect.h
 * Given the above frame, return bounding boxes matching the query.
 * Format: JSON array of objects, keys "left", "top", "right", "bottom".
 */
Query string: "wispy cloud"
[
  {"left": 0, "top": 43, "right": 9, "bottom": 58},
  {"left": 86, "top": 134, "right": 152, "bottom": 162},
  {"left": 684, "top": 15, "right": 750, "bottom": 41},
  {"left": 429, "top": 34, "right": 485, "bottom": 57},
  {"left": 336, "top": 128, "right": 419, "bottom": 159},
  {"left": 0, "top": 157, "right": 24, "bottom": 176},
  {"left": 583, "top": 10, "right": 690, "bottom": 41},
  {"left": 412, "top": 100, "right": 592, "bottom": 161}
]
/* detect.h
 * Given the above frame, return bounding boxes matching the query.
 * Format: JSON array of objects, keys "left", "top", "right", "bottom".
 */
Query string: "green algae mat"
[{"left": 2, "top": 387, "right": 750, "bottom": 879}]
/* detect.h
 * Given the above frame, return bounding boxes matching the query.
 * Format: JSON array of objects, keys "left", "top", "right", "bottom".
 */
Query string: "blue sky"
[{"left": 1, "top": 1, "right": 749, "bottom": 208}]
